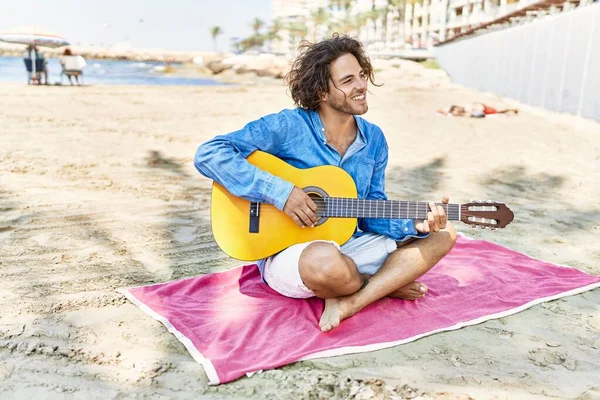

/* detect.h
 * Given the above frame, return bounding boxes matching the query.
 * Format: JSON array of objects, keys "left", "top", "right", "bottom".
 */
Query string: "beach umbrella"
[
  {"left": 0, "top": 25, "right": 69, "bottom": 47},
  {"left": 0, "top": 26, "right": 70, "bottom": 79}
]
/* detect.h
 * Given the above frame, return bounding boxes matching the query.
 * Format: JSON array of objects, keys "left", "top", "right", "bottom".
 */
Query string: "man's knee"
[
  {"left": 436, "top": 222, "right": 457, "bottom": 254},
  {"left": 397, "top": 222, "right": 457, "bottom": 252},
  {"left": 298, "top": 242, "right": 360, "bottom": 297}
]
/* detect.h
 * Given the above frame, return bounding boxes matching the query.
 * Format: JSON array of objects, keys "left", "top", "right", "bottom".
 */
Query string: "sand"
[{"left": 1, "top": 60, "right": 599, "bottom": 399}]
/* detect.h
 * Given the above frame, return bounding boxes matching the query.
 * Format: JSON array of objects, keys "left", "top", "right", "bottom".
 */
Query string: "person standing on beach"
[
  {"left": 194, "top": 34, "right": 456, "bottom": 332},
  {"left": 24, "top": 45, "right": 49, "bottom": 85}
]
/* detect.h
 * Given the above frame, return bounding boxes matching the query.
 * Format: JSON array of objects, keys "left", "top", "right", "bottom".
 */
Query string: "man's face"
[{"left": 322, "top": 53, "right": 369, "bottom": 115}]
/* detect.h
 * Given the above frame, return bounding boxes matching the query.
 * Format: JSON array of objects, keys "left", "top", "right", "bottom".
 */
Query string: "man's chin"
[{"left": 353, "top": 104, "right": 368, "bottom": 115}]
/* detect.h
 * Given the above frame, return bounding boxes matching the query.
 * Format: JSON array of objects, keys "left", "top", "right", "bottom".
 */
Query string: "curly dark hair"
[{"left": 284, "top": 34, "right": 379, "bottom": 111}]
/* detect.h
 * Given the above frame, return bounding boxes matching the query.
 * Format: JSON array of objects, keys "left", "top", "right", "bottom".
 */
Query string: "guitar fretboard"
[{"left": 322, "top": 198, "right": 462, "bottom": 220}]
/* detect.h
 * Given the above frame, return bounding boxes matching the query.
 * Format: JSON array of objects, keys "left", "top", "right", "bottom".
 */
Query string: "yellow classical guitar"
[{"left": 211, "top": 151, "right": 514, "bottom": 260}]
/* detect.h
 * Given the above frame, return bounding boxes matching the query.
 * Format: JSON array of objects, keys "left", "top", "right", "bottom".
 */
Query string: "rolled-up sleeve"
[
  {"left": 358, "top": 141, "right": 428, "bottom": 242},
  {"left": 194, "top": 112, "right": 294, "bottom": 211}
]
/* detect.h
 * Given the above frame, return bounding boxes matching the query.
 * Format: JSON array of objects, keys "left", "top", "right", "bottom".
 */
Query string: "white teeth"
[{"left": 352, "top": 94, "right": 365, "bottom": 100}]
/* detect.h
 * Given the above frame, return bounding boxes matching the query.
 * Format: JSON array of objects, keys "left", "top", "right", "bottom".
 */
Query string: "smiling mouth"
[{"left": 351, "top": 94, "right": 366, "bottom": 101}]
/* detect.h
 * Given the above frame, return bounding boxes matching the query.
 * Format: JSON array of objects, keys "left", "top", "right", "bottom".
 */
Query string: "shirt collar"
[{"left": 307, "top": 109, "right": 367, "bottom": 145}]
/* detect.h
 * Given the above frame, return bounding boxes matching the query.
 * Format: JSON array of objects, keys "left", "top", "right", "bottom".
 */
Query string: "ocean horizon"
[{"left": 0, "top": 56, "right": 225, "bottom": 86}]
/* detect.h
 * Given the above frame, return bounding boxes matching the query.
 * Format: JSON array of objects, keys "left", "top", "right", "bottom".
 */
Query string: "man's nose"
[{"left": 356, "top": 78, "right": 367, "bottom": 91}]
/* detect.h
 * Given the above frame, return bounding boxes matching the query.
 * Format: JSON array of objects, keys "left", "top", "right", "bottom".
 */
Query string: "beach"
[{"left": 1, "top": 60, "right": 599, "bottom": 399}]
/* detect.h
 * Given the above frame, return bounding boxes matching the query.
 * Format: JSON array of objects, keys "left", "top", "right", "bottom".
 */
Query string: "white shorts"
[{"left": 263, "top": 233, "right": 397, "bottom": 299}]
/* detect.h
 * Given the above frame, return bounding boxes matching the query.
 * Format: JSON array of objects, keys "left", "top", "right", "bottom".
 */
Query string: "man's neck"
[{"left": 317, "top": 106, "right": 356, "bottom": 141}]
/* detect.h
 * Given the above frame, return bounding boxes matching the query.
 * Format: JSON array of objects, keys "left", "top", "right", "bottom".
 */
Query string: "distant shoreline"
[{"left": 0, "top": 44, "right": 219, "bottom": 63}]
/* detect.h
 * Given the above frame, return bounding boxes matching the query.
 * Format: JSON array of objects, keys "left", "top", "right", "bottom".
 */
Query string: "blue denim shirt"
[{"left": 194, "top": 108, "right": 426, "bottom": 270}]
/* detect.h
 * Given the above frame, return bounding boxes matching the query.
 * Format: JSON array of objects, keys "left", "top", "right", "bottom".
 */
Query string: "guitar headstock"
[{"left": 461, "top": 200, "right": 514, "bottom": 229}]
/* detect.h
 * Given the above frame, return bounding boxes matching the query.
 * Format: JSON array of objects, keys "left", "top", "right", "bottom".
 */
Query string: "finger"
[
  {"left": 438, "top": 205, "right": 447, "bottom": 228},
  {"left": 440, "top": 196, "right": 449, "bottom": 228},
  {"left": 422, "top": 219, "right": 430, "bottom": 233},
  {"left": 297, "top": 210, "right": 314, "bottom": 227},
  {"left": 294, "top": 215, "right": 305, "bottom": 228},
  {"left": 428, "top": 202, "right": 438, "bottom": 215},
  {"left": 415, "top": 221, "right": 423, "bottom": 233},
  {"left": 305, "top": 196, "right": 318, "bottom": 212},
  {"left": 288, "top": 212, "right": 304, "bottom": 228},
  {"left": 430, "top": 201, "right": 442, "bottom": 231},
  {"left": 304, "top": 208, "right": 318, "bottom": 224},
  {"left": 428, "top": 202, "right": 440, "bottom": 231},
  {"left": 427, "top": 211, "right": 437, "bottom": 232}
]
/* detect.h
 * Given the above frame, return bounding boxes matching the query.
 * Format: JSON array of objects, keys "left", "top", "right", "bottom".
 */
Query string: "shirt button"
[
  {"left": 321, "top": 128, "right": 325, "bottom": 131},
  {"left": 404, "top": 227, "right": 408, "bottom": 232}
]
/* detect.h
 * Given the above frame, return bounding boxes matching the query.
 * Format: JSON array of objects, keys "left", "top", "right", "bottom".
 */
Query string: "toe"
[{"left": 320, "top": 320, "right": 337, "bottom": 332}]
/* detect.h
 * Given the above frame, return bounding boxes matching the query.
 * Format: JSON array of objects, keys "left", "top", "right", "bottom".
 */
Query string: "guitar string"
[
  {"left": 250, "top": 200, "right": 468, "bottom": 218},
  {"left": 248, "top": 211, "right": 490, "bottom": 223},
  {"left": 250, "top": 201, "right": 467, "bottom": 211},
  {"left": 249, "top": 200, "right": 467, "bottom": 209}
]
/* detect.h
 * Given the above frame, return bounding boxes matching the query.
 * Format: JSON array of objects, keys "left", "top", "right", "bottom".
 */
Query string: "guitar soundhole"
[{"left": 304, "top": 186, "right": 328, "bottom": 227}]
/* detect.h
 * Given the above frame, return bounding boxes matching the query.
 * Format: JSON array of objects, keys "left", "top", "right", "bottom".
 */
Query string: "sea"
[{"left": 0, "top": 56, "right": 225, "bottom": 86}]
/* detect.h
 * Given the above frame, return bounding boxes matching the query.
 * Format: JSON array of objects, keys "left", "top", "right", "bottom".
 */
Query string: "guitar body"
[{"left": 211, "top": 151, "right": 358, "bottom": 260}]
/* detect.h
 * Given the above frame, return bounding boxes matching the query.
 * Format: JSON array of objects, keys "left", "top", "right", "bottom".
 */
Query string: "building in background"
[{"left": 270, "top": 0, "right": 595, "bottom": 56}]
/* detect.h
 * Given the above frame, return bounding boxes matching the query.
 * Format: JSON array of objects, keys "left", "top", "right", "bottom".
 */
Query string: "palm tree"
[
  {"left": 267, "top": 18, "right": 282, "bottom": 42},
  {"left": 237, "top": 18, "right": 266, "bottom": 52},
  {"left": 266, "top": 18, "right": 282, "bottom": 52},
  {"left": 210, "top": 26, "right": 223, "bottom": 52},
  {"left": 252, "top": 18, "right": 265, "bottom": 35}
]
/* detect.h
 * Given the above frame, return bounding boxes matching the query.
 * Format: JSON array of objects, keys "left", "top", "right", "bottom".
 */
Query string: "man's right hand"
[{"left": 283, "top": 186, "right": 318, "bottom": 228}]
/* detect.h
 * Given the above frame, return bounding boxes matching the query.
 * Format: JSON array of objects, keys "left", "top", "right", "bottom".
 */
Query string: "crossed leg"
[{"left": 299, "top": 223, "right": 457, "bottom": 331}]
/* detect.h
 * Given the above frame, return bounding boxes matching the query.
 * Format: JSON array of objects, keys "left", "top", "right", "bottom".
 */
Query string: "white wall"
[{"left": 433, "top": 4, "right": 600, "bottom": 122}]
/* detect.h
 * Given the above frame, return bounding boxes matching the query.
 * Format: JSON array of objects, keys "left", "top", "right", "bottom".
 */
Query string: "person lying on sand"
[
  {"left": 194, "top": 35, "right": 456, "bottom": 332},
  {"left": 437, "top": 103, "right": 519, "bottom": 118}
]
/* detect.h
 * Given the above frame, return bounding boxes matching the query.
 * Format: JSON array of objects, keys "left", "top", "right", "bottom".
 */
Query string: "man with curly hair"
[{"left": 195, "top": 35, "right": 456, "bottom": 332}]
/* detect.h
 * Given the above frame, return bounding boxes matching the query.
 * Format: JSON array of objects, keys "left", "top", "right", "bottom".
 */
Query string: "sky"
[{"left": 0, "top": 0, "right": 272, "bottom": 51}]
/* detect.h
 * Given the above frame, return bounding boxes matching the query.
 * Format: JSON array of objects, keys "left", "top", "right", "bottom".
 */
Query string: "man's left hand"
[{"left": 415, "top": 196, "right": 449, "bottom": 233}]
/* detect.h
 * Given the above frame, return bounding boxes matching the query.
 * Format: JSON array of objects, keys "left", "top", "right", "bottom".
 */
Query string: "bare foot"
[
  {"left": 388, "top": 281, "right": 428, "bottom": 300},
  {"left": 319, "top": 297, "right": 356, "bottom": 332}
]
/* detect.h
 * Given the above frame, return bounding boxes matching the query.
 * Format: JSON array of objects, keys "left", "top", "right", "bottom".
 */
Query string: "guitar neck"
[{"left": 322, "top": 198, "right": 462, "bottom": 221}]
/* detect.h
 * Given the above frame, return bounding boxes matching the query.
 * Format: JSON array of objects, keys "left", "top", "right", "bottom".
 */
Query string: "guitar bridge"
[{"left": 249, "top": 202, "right": 260, "bottom": 233}]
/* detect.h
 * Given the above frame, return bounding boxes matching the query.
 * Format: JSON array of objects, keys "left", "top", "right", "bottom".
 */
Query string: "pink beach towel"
[{"left": 118, "top": 234, "right": 600, "bottom": 384}]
